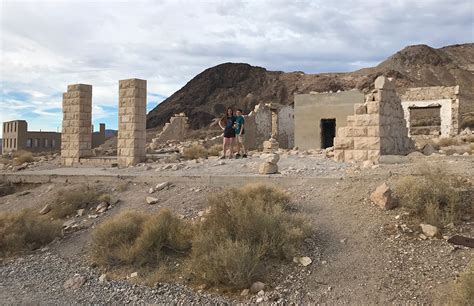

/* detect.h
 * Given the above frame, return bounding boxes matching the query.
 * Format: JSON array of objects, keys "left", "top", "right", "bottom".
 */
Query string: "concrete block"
[
  {"left": 67, "top": 84, "right": 92, "bottom": 92},
  {"left": 366, "top": 102, "right": 379, "bottom": 114},
  {"left": 354, "top": 137, "right": 380, "bottom": 150},
  {"left": 334, "top": 137, "right": 354, "bottom": 150},
  {"left": 354, "top": 103, "right": 367, "bottom": 115}
]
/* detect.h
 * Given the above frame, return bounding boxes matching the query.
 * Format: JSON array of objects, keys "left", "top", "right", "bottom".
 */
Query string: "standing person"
[
  {"left": 234, "top": 109, "right": 247, "bottom": 158},
  {"left": 218, "top": 107, "right": 236, "bottom": 159}
]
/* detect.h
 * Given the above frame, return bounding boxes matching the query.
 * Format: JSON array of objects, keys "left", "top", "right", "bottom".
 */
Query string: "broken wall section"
[
  {"left": 151, "top": 113, "right": 189, "bottom": 148},
  {"left": 334, "top": 76, "right": 412, "bottom": 163},
  {"left": 400, "top": 86, "right": 460, "bottom": 137}
]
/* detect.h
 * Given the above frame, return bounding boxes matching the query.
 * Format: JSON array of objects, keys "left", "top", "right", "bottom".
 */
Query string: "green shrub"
[
  {"left": 90, "top": 209, "right": 191, "bottom": 267},
  {"left": 207, "top": 144, "right": 222, "bottom": 156},
  {"left": 190, "top": 184, "right": 309, "bottom": 288},
  {"left": 50, "top": 185, "right": 103, "bottom": 219},
  {"left": 0, "top": 209, "right": 62, "bottom": 257},
  {"left": 394, "top": 163, "right": 470, "bottom": 227},
  {"left": 182, "top": 144, "right": 208, "bottom": 160}
]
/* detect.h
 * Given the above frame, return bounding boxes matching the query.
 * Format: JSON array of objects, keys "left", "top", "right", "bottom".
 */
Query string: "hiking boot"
[
  {"left": 219, "top": 155, "right": 226, "bottom": 160},
  {"left": 242, "top": 154, "right": 248, "bottom": 158},
  {"left": 235, "top": 154, "right": 241, "bottom": 159}
]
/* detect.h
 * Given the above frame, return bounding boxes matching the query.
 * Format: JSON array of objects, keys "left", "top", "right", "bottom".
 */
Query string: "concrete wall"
[
  {"left": 294, "top": 90, "right": 364, "bottom": 150},
  {"left": 400, "top": 86, "right": 460, "bottom": 136},
  {"left": 277, "top": 105, "right": 294, "bottom": 149},
  {"left": 2, "top": 120, "right": 61, "bottom": 154}
]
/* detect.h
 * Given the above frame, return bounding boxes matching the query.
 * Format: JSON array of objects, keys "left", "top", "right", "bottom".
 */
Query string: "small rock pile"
[{"left": 259, "top": 138, "right": 280, "bottom": 174}]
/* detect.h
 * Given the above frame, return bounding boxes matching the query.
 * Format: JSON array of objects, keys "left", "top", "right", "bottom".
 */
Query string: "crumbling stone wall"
[
  {"left": 152, "top": 113, "right": 189, "bottom": 145},
  {"left": 334, "top": 76, "right": 411, "bottom": 163},
  {"left": 61, "top": 84, "right": 92, "bottom": 166},
  {"left": 400, "top": 86, "right": 460, "bottom": 137},
  {"left": 277, "top": 105, "right": 294, "bottom": 149},
  {"left": 244, "top": 103, "right": 272, "bottom": 150},
  {"left": 117, "top": 79, "right": 146, "bottom": 167}
]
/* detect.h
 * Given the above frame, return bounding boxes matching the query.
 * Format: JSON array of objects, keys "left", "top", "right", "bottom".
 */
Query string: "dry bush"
[
  {"left": 0, "top": 209, "right": 62, "bottom": 257},
  {"left": 438, "top": 137, "right": 458, "bottom": 147},
  {"left": 447, "top": 260, "right": 474, "bottom": 305},
  {"left": 182, "top": 144, "right": 208, "bottom": 160},
  {"left": 190, "top": 184, "right": 310, "bottom": 288},
  {"left": 394, "top": 163, "right": 471, "bottom": 227},
  {"left": 13, "top": 150, "right": 34, "bottom": 165},
  {"left": 460, "top": 113, "right": 474, "bottom": 129},
  {"left": 50, "top": 185, "right": 103, "bottom": 219},
  {"left": 90, "top": 209, "right": 191, "bottom": 267},
  {"left": 207, "top": 144, "right": 222, "bottom": 156}
]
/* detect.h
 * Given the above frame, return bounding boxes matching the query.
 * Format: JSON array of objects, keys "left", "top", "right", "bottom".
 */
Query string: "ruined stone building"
[
  {"left": 1, "top": 119, "right": 107, "bottom": 155},
  {"left": 294, "top": 90, "right": 364, "bottom": 150}
]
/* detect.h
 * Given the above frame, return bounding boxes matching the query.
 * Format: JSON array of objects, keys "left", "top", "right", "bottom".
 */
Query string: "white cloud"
[{"left": 0, "top": 0, "right": 472, "bottom": 134}]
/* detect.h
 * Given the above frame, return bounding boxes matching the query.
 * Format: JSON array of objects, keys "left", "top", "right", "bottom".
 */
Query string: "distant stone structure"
[
  {"left": 61, "top": 84, "right": 93, "bottom": 166},
  {"left": 333, "top": 76, "right": 412, "bottom": 163},
  {"left": 2, "top": 120, "right": 61, "bottom": 155},
  {"left": 150, "top": 113, "right": 189, "bottom": 149},
  {"left": 400, "top": 86, "right": 461, "bottom": 137},
  {"left": 117, "top": 79, "right": 147, "bottom": 167}
]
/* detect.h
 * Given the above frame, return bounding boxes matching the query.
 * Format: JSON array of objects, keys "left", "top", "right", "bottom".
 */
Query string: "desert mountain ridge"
[{"left": 147, "top": 43, "right": 474, "bottom": 129}]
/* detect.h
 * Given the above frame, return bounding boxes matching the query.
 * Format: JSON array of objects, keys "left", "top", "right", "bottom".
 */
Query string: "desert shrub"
[
  {"left": 0, "top": 209, "right": 62, "bottom": 257},
  {"left": 182, "top": 144, "right": 208, "bottom": 160},
  {"left": 190, "top": 184, "right": 309, "bottom": 288},
  {"left": 50, "top": 185, "right": 103, "bottom": 219},
  {"left": 13, "top": 151, "right": 34, "bottom": 165},
  {"left": 447, "top": 260, "right": 474, "bottom": 306},
  {"left": 460, "top": 113, "right": 474, "bottom": 129},
  {"left": 207, "top": 144, "right": 222, "bottom": 156},
  {"left": 90, "top": 209, "right": 191, "bottom": 267},
  {"left": 438, "top": 137, "right": 458, "bottom": 147},
  {"left": 394, "top": 163, "right": 470, "bottom": 227}
]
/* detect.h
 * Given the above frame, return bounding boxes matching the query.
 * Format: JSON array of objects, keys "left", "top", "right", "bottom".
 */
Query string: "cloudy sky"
[{"left": 0, "top": 0, "right": 472, "bottom": 135}]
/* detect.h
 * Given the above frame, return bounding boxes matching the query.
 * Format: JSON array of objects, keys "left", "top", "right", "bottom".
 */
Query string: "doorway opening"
[{"left": 321, "top": 118, "right": 336, "bottom": 148}]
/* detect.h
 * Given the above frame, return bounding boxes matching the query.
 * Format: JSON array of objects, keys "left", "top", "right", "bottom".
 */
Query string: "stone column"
[
  {"left": 61, "top": 84, "right": 92, "bottom": 166},
  {"left": 117, "top": 79, "right": 146, "bottom": 167}
]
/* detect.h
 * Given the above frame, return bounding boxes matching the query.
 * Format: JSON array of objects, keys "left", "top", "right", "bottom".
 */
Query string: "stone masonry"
[
  {"left": 117, "top": 79, "right": 147, "bottom": 167},
  {"left": 150, "top": 113, "right": 189, "bottom": 149},
  {"left": 334, "top": 76, "right": 411, "bottom": 163},
  {"left": 61, "top": 84, "right": 92, "bottom": 166}
]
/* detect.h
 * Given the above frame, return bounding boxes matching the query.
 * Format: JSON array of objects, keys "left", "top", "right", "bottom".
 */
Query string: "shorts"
[{"left": 223, "top": 128, "right": 236, "bottom": 138}]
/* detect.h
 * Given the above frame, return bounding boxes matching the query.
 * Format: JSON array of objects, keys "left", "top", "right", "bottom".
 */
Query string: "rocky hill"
[{"left": 147, "top": 43, "right": 474, "bottom": 129}]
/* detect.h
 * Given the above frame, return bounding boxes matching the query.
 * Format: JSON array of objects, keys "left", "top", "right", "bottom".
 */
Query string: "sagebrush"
[
  {"left": 446, "top": 260, "right": 474, "bottom": 306},
  {"left": 0, "top": 209, "right": 62, "bottom": 257},
  {"left": 207, "top": 144, "right": 222, "bottom": 156},
  {"left": 50, "top": 185, "right": 106, "bottom": 219},
  {"left": 394, "top": 163, "right": 471, "bottom": 227},
  {"left": 182, "top": 144, "right": 208, "bottom": 160}
]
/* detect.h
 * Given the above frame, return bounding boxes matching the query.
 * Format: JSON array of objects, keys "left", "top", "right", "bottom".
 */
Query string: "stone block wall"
[
  {"left": 334, "top": 76, "right": 411, "bottom": 163},
  {"left": 117, "top": 79, "right": 147, "bottom": 167},
  {"left": 61, "top": 84, "right": 92, "bottom": 166},
  {"left": 152, "top": 113, "right": 189, "bottom": 145}
]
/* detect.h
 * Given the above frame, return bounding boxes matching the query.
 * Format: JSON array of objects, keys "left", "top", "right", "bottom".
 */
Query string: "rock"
[
  {"left": 261, "top": 153, "right": 280, "bottom": 164},
  {"left": 447, "top": 235, "right": 474, "bottom": 248},
  {"left": 62, "top": 219, "right": 76, "bottom": 228},
  {"left": 39, "top": 204, "right": 51, "bottom": 215},
  {"left": 241, "top": 289, "right": 249, "bottom": 296},
  {"left": 299, "top": 256, "right": 312, "bottom": 266},
  {"left": 155, "top": 182, "right": 170, "bottom": 191},
  {"left": 420, "top": 223, "right": 439, "bottom": 237},
  {"left": 146, "top": 197, "right": 159, "bottom": 205},
  {"left": 77, "top": 209, "right": 85, "bottom": 216},
  {"left": 362, "top": 160, "right": 374, "bottom": 168},
  {"left": 463, "top": 152, "right": 469, "bottom": 156},
  {"left": 95, "top": 202, "right": 109, "bottom": 213},
  {"left": 259, "top": 162, "right": 278, "bottom": 174},
  {"left": 422, "top": 144, "right": 436, "bottom": 156},
  {"left": 374, "top": 75, "right": 395, "bottom": 90},
  {"left": 148, "top": 187, "right": 155, "bottom": 194},
  {"left": 250, "top": 281, "right": 265, "bottom": 294},
  {"left": 407, "top": 151, "right": 424, "bottom": 159},
  {"left": 256, "top": 297, "right": 263, "bottom": 303},
  {"left": 98, "top": 273, "right": 107, "bottom": 283},
  {"left": 63, "top": 274, "right": 86, "bottom": 290},
  {"left": 257, "top": 290, "right": 265, "bottom": 296},
  {"left": 370, "top": 183, "right": 397, "bottom": 210},
  {"left": 130, "top": 272, "right": 138, "bottom": 278}
]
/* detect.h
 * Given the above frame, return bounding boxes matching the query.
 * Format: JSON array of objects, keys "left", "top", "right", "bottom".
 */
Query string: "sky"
[{"left": 0, "top": 0, "right": 473, "bottom": 135}]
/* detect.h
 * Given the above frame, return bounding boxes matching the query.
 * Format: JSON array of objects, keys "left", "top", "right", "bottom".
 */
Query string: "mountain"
[{"left": 146, "top": 43, "right": 474, "bottom": 129}]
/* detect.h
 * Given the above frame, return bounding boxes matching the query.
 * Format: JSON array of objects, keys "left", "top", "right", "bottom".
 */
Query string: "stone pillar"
[
  {"left": 117, "top": 79, "right": 147, "bottom": 167},
  {"left": 61, "top": 84, "right": 92, "bottom": 166}
]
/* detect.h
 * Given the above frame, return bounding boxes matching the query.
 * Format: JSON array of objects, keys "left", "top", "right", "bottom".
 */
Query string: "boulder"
[
  {"left": 63, "top": 274, "right": 86, "bottom": 290},
  {"left": 420, "top": 223, "right": 439, "bottom": 237},
  {"left": 250, "top": 281, "right": 265, "bottom": 294},
  {"left": 259, "top": 162, "right": 278, "bottom": 174},
  {"left": 422, "top": 144, "right": 436, "bottom": 156},
  {"left": 146, "top": 197, "right": 159, "bottom": 205},
  {"left": 95, "top": 202, "right": 109, "bottom": 213},
  {"left": 370, "top": 183, "right": 397, "bottom": 210}
]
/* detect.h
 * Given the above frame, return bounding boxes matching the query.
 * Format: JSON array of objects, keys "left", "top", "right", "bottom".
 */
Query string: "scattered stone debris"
[
  {"left": 95, "top": 202, "right": 109, "bottom": 213},
  {"left": 98, "top": 274, "right": 107, "bottom": 283},
  {"left": 77, "top": 209, "right": 85, "bottom": 216},
  {"left": 146, "top": 196, "right": 159, "bottom": 205},
  {"left": 420, "top": 223, "right": 439, "bottom": 238},
  {"left": 447, "top": 235, "right": 474, "bottom": 248},
  {"left": 370, "top": 183, "right": 397, "bottom": 210},
  {"left": 293, "top": 256, "right": 312, "bottom": 266},
  {"left": 250, "top": 281, "right": 265, "bottom": 294},
  {"left": 422, "top": 144, "right": 436, "bottom": 156},
  {"left": 39, "top": 204, "right": 51, "bottom": 215}
]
